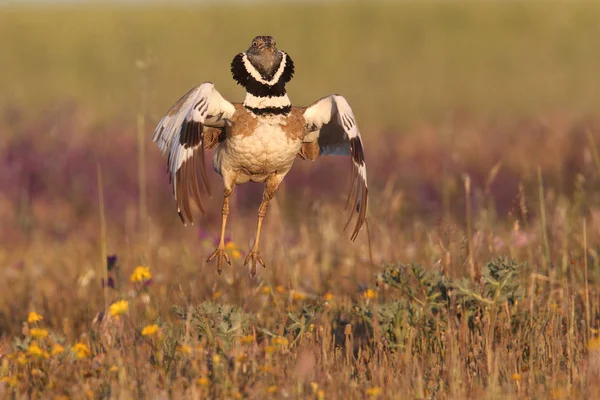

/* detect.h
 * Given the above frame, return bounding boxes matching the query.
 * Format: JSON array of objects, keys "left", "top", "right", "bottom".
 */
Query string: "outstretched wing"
[
  {"left": 303, "top": 95, "right": 368, "bottom": 241},
  {"left": 152, "top": 82, "right": 235, "bottom": 224}
]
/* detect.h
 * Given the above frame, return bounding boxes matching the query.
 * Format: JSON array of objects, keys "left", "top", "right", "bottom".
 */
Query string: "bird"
[{"left": 152, "top": 36, "right": 368, "bottom": 277}]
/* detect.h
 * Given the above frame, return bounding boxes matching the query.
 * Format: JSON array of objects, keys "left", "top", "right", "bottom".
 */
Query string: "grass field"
[{"left": 2, "top": 1, "right": 600, "bottom": 398}]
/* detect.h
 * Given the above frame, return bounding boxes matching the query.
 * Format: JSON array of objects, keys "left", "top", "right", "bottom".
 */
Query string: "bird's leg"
[
  {"left": 244, "top": 198, "right": 268, "bottom": 277},
  {"left": 245, "top": 174, "right": 282, "bottom": 277},
  {"left": 207, "top": 188, "right": 233, "bottom": 274}
]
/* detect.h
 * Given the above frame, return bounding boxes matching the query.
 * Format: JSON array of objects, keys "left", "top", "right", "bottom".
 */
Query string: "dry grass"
[{"left": 2, "top": 1, "right": 600, "bottom": 399}]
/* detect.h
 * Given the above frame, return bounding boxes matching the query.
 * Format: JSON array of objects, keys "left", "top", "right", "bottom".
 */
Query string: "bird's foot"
[
  {"left": 207, "top": 246, "right": 231, "bottom": 274},
  {"left": 244, "top": 250, "right": 265, "bottom": 277}
]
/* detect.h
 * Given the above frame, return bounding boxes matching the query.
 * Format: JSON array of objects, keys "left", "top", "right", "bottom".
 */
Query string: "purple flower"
[
  {"left": 493, "top": 236, "right": 506, "bottom": 251},
  {"left": 511, "top": 231, "right": 534, "bottom": 248},
  {"left": 107, "top": 255, "right": 118, "bottom": 271},
  {"left": 144, "top": 278, "right": 153, "bottom": 287},
  {"left": 101, "top": 277, "right": 115, "bottom": 289},
  {"left": 213, "top": 235, "right": 232, "bottom": 247},
  {"left": 198, "top": 228, "right": 209, "bottom": 241}
]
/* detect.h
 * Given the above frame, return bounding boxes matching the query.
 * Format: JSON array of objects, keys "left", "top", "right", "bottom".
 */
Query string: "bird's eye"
[{"left": 252, "top": 41, "right": 258, "bottom": 48}]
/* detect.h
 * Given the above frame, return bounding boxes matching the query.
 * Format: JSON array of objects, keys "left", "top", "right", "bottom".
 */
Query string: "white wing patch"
[
  {"left": 152, "top": 82, "right": 235, "bottom": 224},
  {"left": 303, "top": 95, "right": 368, "bottom": 241}
]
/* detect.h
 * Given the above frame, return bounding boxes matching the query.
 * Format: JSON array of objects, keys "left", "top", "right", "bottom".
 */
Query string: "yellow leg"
[
  {"left": 207, "top": 189, "right": 233, "bottom": 274},
  {"left": 245, "top": 174, "right": 282, "bottom": 277},
  {"left": 244, "top": 200, "right": 268, "bottom": 277}
]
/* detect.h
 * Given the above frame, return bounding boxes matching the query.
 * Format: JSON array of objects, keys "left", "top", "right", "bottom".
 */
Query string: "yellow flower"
[
  {"left": 264, "top": 346, "right": 276, "bottom": 354},
  {"left": 197, "top": 377, "right": 210, "bottom": 387},
  {"left": 236, "top": 353, "right": 247, "bottom": 363},
  {"left": 29, "top": 328, "right": 49, "bottom": 339},
  {"left": 272, "top": 336, "right": 288, "bottom": 346},
  {"left": 363, "top": 289, "right": 377, "bottom": 300},
  {"left": 109, "top": 366, "right": 120, "bottom": 373},
  {"left": 260, "top": 286, "right": 271, "bottom": 295},
  {"left": 28, "top": 342, "right": 49, "bottom": 358},
  {"left": 590, "top": 337, "right": 600, "bottom": 351},
  {"left": 259, "top": 364, "right": 273, "bottom": 373},
  {"left": 27, "top": 342, "right": 42, "bottom": 356},
  {"left": 366, "top": 387, "right": 382, "bottom": 397},
  {"left": 311, "top": 382, "right": 319, "bottom": 393},
  {"left": 240, "top": 335, "right": 255, "bottom": 345},
  {"left": 16, "top": 353, "right": 27, "bottom": 365},
  {"left": 224, "top": 241, "right": 242, "bottom": 260},
  {"left": 141, "top": 324, "right": 159, "bottom": 336},
  {"left": 233, "top": 392, "right": 242, "bottom": 399},
  {"left": 512, "top": 373, "right": 521, "bottom": 382},
  {"left": 323, "top": 292, "right": 334, "bottom": 301},
  {"left": 551, "top": 387, "right": 569, "bottom": 399},
  {"left": 317, "top": 389, "right": 325, "bottom": 400},
  {"left": 213, "top": 291, "right": 223, "bottom": 300},
  {"left": 130, "top": 266, "right": 152, "bottom": 283},
  {"left": 276, "top": 285, "right": 286, "bottom": 294},
  {"left": 177, "top": 345, "right": 192, "bottom": 355},
  {"left": 0, "top": 376, "right": 18, "bottom": 387},
  {"left": 72, "top": 343, "right": 91, "bottom": 359},
  {"left": 292, "top": 291, "right": 306, "bottom": 301},
  {"left": 267, "top": 386, "right": 277, "bottom": 394},
  {"left": 27, "top": 312, "right": 43, "bottom": 324},
  {"left": 109, "top": 300, "right": 129, "bottom": 319},
  {"left": 51, "top": 344, "right": 65, "bottom": 356},
  {"left": 212, "top": 354, "right": 221, "bottom": 364}
]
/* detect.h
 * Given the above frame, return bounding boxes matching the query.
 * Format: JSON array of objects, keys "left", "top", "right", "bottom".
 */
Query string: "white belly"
[{"left": 213, "top": 116, "right": 302, "bottom": 183}]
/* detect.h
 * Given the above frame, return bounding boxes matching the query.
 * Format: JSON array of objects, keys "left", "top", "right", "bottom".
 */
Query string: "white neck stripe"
[
  {"left": 243, "top": 93, "right": 291, "bottom": 109},
  {"left": 242, "top": 52, "right": 288, "bottom": 86}
]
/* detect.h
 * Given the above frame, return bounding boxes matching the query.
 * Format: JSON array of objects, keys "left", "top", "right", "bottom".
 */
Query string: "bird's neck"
[
  {"left": 243, "top": 91, "right": 292, "bottom": 116},
  {"left": 231, "top": 51, "right": 295, "bottom": 116}
]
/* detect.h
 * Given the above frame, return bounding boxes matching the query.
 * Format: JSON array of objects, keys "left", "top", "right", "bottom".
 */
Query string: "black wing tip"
[
  {"left": 173, "top": 145, "right": 212, "bottom": 226},
  {"left": 349, "top": 137, "right": 365, "bottom": 164},
  {"left": 348, "top": 209, "right": 367, "bottom": 242},
  {"left": 177, "top": 209, "right": 188, "bottom": 225},
  {"left": 344, "top": 167, "right": 368, "bottom": 242}
]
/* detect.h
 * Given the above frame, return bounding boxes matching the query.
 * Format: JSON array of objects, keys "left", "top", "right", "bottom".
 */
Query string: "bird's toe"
[
  {"left": 207, "top": 246, "right": 231, "bottom": 274},
  {"left": 244, "top": 250, "right": 266, "bottom": 277}
]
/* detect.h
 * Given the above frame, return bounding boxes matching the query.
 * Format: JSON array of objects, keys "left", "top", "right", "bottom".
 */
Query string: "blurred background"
[
  {"left": 3, "top": 2, "right": 600, "bottom": 396},
  {"left": 1, "top": 0, "right": 600, "bottom": 307}
]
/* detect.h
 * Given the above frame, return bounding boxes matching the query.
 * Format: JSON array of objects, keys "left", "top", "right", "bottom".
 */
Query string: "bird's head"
[
  {"left": 231, "top": 35, "right": 295, "bottom": 90},
  {"left": 247, "top": 36, "right": 277, "bottom": 54},
  {"left": 245, "top": 36, "right": 282, "bottom": 80}
]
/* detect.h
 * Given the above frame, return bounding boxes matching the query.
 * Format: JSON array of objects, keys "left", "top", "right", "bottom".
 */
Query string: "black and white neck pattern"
[{"left": 231, "top": 51, "right": 295, "bottom": 116}]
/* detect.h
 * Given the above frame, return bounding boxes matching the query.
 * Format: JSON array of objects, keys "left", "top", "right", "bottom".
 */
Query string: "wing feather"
[
  {"left": 152, "top": 82, "right": 235, "bottom": 224},
  {"left": 303, "top": 95, "right": 368, "bottom": 241}
]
